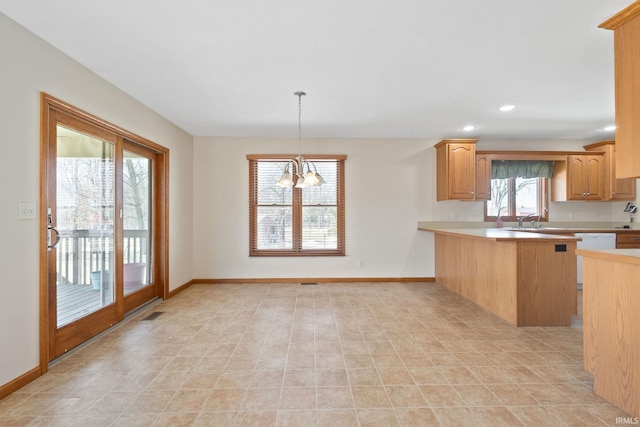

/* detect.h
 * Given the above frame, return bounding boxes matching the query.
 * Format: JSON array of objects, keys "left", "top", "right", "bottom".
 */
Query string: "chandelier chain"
[{"left": 296, "top": 91, "right": 305, "bottom": 157}]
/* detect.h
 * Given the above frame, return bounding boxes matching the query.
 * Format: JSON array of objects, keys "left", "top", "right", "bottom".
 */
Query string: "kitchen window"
[
  {"left": 485, "top": 177, "right": 549, "bottom": 222},
  {"left": 484, "top": 159, "right": 553, "bottom": 222},
  {"left": 248, "top": 155, "right": 345, "bottom": 256}
]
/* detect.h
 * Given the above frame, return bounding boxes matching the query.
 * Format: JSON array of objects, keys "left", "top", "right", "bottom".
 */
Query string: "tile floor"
[{"left": 0, "top": 282, "right": 632, "bottom": 426}]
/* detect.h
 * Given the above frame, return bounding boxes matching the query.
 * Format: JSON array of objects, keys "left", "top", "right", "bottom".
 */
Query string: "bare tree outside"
[{"left": 487, "top": 177, "right": 538, "bottom": 218}]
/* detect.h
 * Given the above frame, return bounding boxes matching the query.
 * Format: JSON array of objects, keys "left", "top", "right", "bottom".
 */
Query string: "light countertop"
[
  {"left": 418, "top": 227, "right": 580, "bottom": 242},
  {"left": 576, "top": 248, "right": 640, "bottom": 266}
]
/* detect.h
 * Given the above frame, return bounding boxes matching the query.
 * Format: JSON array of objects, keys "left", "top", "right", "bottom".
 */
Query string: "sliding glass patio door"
[
  {"left": 48, "top": 115, "right": 120, "bottom": 358},
  {"left": 42, "top": 97, "right": 165, "bottom": 361},
  {"left": 121, "top": 142, "right": 157, "bottom": 313}
]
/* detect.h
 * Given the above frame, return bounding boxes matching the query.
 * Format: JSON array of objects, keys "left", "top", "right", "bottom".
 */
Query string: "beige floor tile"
[
  {"left": 508, "top": 406, "right": 566, "bottom": 427},
  {"left": 471, "top": 406, "right": 525, "bottom": 426},
  {"left": 545, "top": 405, "right": 610, "bottom": 426},
  {"left": 181, "top": 371, "right": 220, "bottom": 389},
  {"left": 408, "top": 367, "right": 448, "bottom": 385},
  {"left": 84, "top": 391, "right": 138, "bottom": 415},
  {"left": 372, "top": 353, "right": 403, "bottom": 368},
  {"left": 357, "top": 408, "right": 399, "bottom": 426},
  {"left": 276, "top": 410, "right": 317, "bottom": 427},
  {"left": 6, "top": 283, "right": 632, "bottom": 425},
  {"left": 394, "top": 407, "right": 440, "bottom": 427},
  {"left": 317, "top": 386, "right": 354, "bottom": 409},
  {"left": 249, "top": 369, "right": 284, "bottom": 389},
  {"left": 113, "top": 412, "right": 158, "bottom": 426},
  {"left": 163, "top": 389, "right": 211, "bottom": 413},
  {"left": 432, "top": 407, "right": 480, "bottom": 426},
  {"left": 438, "top": 366, "right": 480, "bottom": 385},
  {"left": 193, "top": 411, "right": 238, "bottom": 427},
  {"left": 282, "top": 369, "right": 315, "bottom": 387},
  {"left": 378, "top": 368, "right": 416, "bottom": 386},
  {"left": 347, "top": 368, "right": 382, "bottom": 386},
  {"left": 215, "top": 370, "right": 253, "bottom": 389},
  {"left": 125, "top": 390, "right": 175, "bottom": 414},
  {"left": 152, "top": 412, "right": 198, "bottom": 426},
  {"left": 351, "top": 386, "right": 392, "bottom": 409},
  {"left": 203, "top": 388, "right": 246, "bottom": 412},
  {"left": 279, "top": 387, "right": 316, "bottom": 410},
  {"left": 420, "top": 384, "right": 466, "bottom": 408},
  {"left": 241, "top": 387, "right": 281, "bottom": 410},
  {"left": 317, "top": 409, "right": 358, "bottom": 427},
  {"left": 385, "top": 385, "right": 428, "bottom": 408},
  {"left": 316, "top": 369, "right": 349, "bottom": 387},
  {"left": 518, "top": 383, "right": 575, "bottom": 405},
  {"left": 286, "top": 353, "right": 315, "bottom": 370},
  {"left": 226, "top": 354, "right": 258, "bottom": 370},
  {"left": 341, "top": 340, "right": 370, "bottom": 354}
]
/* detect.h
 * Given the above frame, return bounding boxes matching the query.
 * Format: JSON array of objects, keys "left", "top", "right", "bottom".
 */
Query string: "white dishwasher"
[{"left": 575, "top": 233, "right": 617, "bottom": 288}]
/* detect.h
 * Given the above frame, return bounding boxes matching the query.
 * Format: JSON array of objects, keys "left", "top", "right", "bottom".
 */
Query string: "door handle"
[
  {"left": 47, "top": 208, "right": 60, "bottom": 251},
  {"left": 48, "top": 226, "right": 60, "bottom": 251}
]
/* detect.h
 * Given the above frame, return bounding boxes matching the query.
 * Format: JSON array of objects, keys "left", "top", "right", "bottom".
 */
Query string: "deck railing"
[{"left": 56, "top": 229, "right": 148, "bottom": 285}]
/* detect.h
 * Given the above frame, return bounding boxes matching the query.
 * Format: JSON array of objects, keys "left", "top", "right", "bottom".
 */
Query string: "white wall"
[
  {"left": 193, "top": 136, "right": 637, "bottom": 282},
  {"left": 0, "top": 13, "right": 194, "bottom": 387},
  {"left": 193, "top": 137, "right": 435, "bottom": 280}
]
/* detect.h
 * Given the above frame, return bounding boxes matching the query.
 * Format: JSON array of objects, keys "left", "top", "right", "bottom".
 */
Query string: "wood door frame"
[{"left": 39, "top": 93, "right": 170, "bottom": 372}]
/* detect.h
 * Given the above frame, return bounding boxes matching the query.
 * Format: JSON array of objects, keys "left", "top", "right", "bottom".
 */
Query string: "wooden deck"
[{"left": 57, "top": 283, "right": 113, "bottom": 327}]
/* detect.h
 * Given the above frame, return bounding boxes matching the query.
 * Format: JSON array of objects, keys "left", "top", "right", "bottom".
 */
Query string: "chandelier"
[{"left": 276, "top": 91, "right": 325, "bottom": 188}]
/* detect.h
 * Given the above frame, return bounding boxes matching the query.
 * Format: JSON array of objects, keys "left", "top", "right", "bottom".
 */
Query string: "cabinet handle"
[{"left": 630, "top": 237, "right": 639, "bottom": 241}]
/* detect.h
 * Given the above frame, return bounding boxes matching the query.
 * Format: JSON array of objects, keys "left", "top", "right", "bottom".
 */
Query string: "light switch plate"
[{"left": 19, "top": 202, "right": 37, "bottom": 220}]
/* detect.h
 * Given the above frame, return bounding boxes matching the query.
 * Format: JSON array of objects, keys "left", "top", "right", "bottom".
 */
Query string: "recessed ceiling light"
[
  {"left": 462, "top": 125, "right": 476, "bottom": 132},
  {"left": 499, "top": 105, "right": 516, "bottom": 112},
  {"left": 603, "top": 125, "right": 616, "bottom": 131}
]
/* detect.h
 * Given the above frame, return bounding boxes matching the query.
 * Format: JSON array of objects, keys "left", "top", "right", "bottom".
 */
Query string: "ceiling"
[{"left": 0, "top": 0, "right": 632, "bottom": 140}]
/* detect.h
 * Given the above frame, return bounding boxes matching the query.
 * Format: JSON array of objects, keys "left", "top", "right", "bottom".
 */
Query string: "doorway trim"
[{"left": 39, "top": 93, "right": 169, "bottom": 373}]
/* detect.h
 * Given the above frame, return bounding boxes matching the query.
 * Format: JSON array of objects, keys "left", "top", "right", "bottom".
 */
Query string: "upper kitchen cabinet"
[
  {"left": 584, "top": 140, "right": 636, "bottom": 200},
  {"left": 474, "top": 153, "right": 492, "bottom": 200},
  {"left": 435, "top": 139, "right": 478, "bottom": 201},
  {"left": 600, "top": 2, "right": 640, "bottom": 178},
  {"left": 552, "top": 154, "right": 604, "bottom": 201}
]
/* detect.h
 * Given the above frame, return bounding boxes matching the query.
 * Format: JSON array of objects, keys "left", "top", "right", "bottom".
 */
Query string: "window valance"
[{"left": 492, "top": 160, "right": 554, "bottom": 179}]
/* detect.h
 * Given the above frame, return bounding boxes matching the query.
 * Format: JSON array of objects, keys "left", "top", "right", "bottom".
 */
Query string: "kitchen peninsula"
[{"left": 419, "top": 227, "right": 579, "bottom": 326}]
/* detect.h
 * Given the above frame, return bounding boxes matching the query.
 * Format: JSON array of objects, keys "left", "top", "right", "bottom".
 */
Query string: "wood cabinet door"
[
  {"left": 567, "top": 156, "right": 586, "bottom": 200},
  {"left": 567, "top": 155, "right": 604, "bottom": 200},
  {"left": 474, "top": 154, "right": 491, "bottom": 200},
  {"left": 447, "top": 144, "right": 476, "bottom": 200},
  {"left": 584, "top": 155, "right": 604, "bottom": 200},
  {"left": 612, "top": 13, "right": 640, "bottom": 179},
  {"left": 611, "top": 145, "right": 636, "bottom": 199}
]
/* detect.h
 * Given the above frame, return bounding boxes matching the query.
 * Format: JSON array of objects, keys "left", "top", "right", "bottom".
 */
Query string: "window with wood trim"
[
  {"left": 248, "top": 155, "right": 345, "bottom": 256},
  {"left": 484, "top": 177, "right": 549, "bottom": 222}
]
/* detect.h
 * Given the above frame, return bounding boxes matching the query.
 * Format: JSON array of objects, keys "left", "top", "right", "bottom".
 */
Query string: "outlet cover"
[{"left": 19, "top": 202, "right": 37, "bottom": 220}]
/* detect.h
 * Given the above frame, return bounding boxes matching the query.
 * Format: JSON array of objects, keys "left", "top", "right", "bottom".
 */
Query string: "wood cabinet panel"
[
  {"left": 432, "top": 230, "right": 577, "bottom": 327},
  {"left": 552, "top": 154, "right": 604, "bottom": 201},
  {"left": 600, "top": 2, "right": 640, "bottom": 179},
  {"left": 584, "top": 140, "right": 636, "bottom": 200},
  {"left": 617, "top": 232, "right": 640, "bottom": 248},
  {"left": 581, "top": 252, "right": 640, "bottom": 417},
  {"left": 435, "top": 139, "right": 477, "bottom": 201},
  {"left": 475, "top": 153, "right": 492, "bottom": 200}
]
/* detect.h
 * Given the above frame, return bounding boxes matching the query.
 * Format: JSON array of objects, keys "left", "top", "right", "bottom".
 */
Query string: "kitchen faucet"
[{"left": 518, "top": 213, "right": 536, "bottom": 228}]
